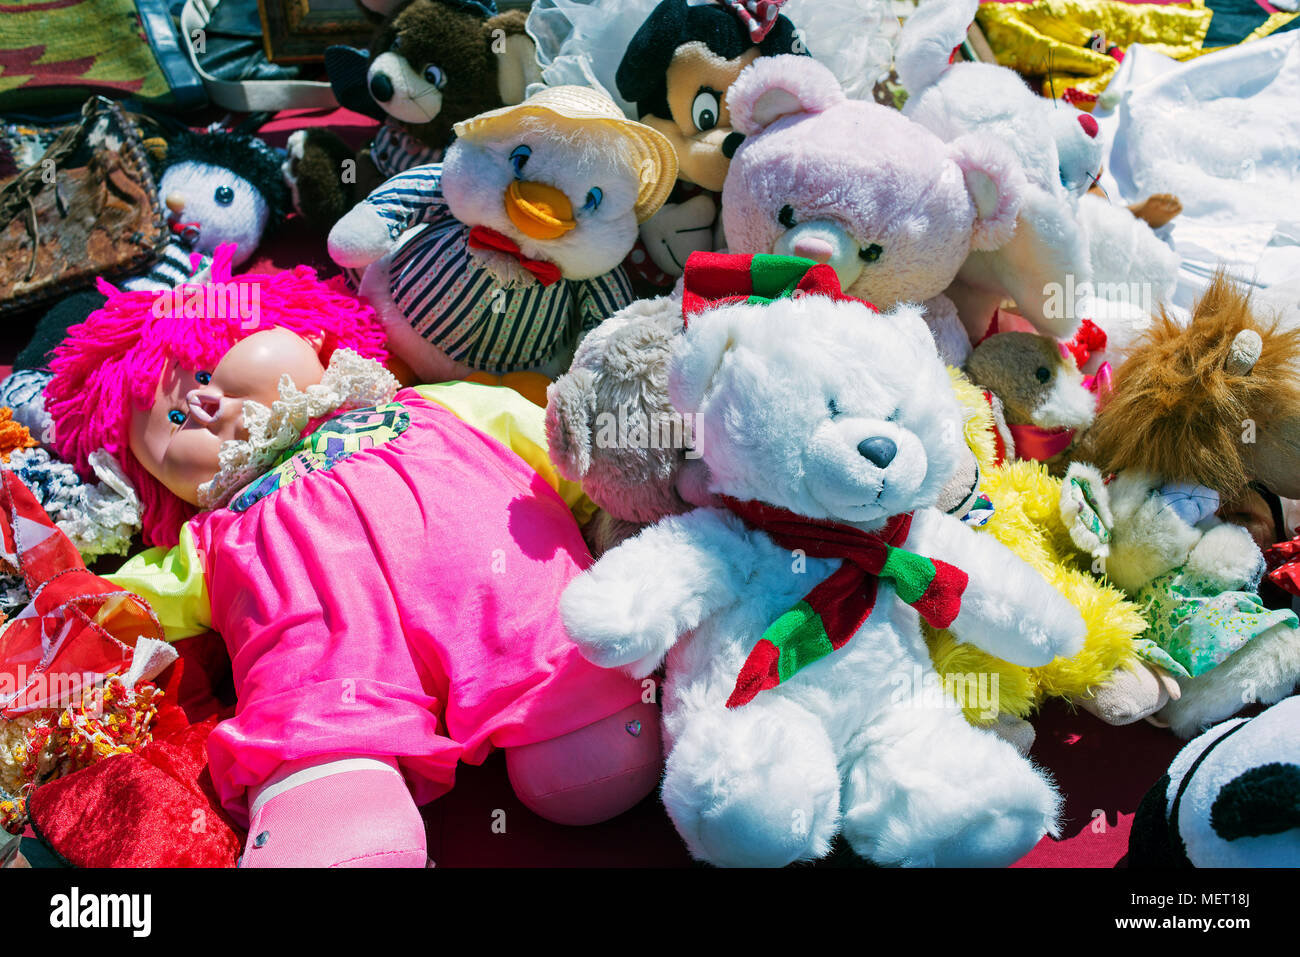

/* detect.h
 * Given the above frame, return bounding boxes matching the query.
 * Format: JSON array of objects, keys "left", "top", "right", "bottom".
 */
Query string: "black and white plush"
[
  {"left": 1129, "top": 696, "right": 1300, "bottom": 867},
  {"left": 142, "top": 127, "right": 291, "bottom": 283}
]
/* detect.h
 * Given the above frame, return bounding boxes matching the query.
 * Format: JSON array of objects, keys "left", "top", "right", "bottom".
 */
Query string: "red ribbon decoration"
[
  {"left": 1265, "top": 529, "right": 1300, "bottom": 596},
  {"left": 467, "top": 225, "right": 564, "bottom": 287}
]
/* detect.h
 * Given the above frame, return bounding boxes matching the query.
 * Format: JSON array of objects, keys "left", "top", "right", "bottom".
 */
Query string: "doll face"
[{"left": 129, "top": 329, "right": 327, "bottom": 505}]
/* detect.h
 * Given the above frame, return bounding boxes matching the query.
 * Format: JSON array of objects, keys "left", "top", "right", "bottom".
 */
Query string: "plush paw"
[
  {"left": 1183, "top": 521, "right": 1267, "bottom": 592},
  {"left": 1076, "top": 661, "right": 1179, "bottom": 726},
  {"left": 560, "top": 571, "right": 678, "bottom": 677},
  {"left": 1128, "top": 193, "right": 1182, "bottom": 229},
  {"left": 1018, "top": 602, "right": 1087, "bottom": 665},
  {"left": 466, "top": 245, "right": 540, "bottom": 288},
  {"left": 282, "top": 129, "right": 356, "bottom": 230},
  {"left": 328, "top": 204, "right": 398, "bottom": 270},
  {"left": 663, "top": 700, "right": 841, "bottom": 868}
]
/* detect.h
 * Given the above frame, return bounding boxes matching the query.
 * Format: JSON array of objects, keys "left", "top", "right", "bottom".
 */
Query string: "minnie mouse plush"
[{"left": 614, "top": 0, "right": 806, "bottom": 291}]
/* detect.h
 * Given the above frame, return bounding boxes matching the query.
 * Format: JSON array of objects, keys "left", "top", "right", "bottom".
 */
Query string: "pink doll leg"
[
  {"left": 504, "top": 701, "right": 662, "bottom": 826},
  {"left": 239, "top": 754, "right": 429, "bottom": 868}
]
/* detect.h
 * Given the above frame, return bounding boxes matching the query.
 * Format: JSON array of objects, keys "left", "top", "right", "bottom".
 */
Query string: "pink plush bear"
[{"left": 720, "top": 55, "right": 1026, "bottom": 365}]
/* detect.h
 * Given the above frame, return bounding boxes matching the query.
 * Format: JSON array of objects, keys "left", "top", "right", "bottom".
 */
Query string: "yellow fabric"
[
  {"left": 1242, "top": 11, "right": 1300, "bottom": 44},
  {"left": 413, "top": 380, "right": 598, "bottom": 525},
  {"left": 928, "top": 459, "right": 1147, "bottom": 724},
  {"left": 105, "top": 525, "right": 211, "bottom": 643},
  {"left": 925, "top": 378, "right": 1147, "bottom": 724},
  {"left": 975, "top": 0, "right": 1212, "bottom": 99}
]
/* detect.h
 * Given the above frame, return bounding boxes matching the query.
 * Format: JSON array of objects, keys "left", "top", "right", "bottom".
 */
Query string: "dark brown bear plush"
[{"left": 283, "top": 0, "right": 539, "bottom": 233}]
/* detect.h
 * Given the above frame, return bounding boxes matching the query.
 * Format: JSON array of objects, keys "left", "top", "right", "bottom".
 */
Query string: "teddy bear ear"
[
  {"left": 668, "top": 309, "right": 742, "bottom": 415},
  {"left": 948, "top": 134, "right": 1028, "bottom": 252},
  {"left": 727, "top": 54, "right": 846, "bottom": 137},
  {"left": 544, "top": 370, "right": 597, "bottom": 482}
]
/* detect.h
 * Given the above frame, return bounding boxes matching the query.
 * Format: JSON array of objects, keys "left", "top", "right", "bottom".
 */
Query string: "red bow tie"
[{"left": 467, "top": 226, "right": 563, "bottom": 287}]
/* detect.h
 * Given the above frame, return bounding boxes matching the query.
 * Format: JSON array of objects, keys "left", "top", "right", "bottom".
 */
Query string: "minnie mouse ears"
[{"left": 721, "top": 0, "right": 789, "bottom": 43}]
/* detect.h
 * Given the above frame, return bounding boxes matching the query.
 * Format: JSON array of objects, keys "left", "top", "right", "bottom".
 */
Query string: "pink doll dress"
[{"left": 188, "top": 388, "right": 642, "bottom": 821}]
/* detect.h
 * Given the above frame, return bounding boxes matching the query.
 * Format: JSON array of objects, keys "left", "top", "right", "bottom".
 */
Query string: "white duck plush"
[
  {"left": 561, "top": 269, "right": 1087, "bottom": 867},
  {"left": 328, "top": 85, "right": 677, "bottom": 382}
]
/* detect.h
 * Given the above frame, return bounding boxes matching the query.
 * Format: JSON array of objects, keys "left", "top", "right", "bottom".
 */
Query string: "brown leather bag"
[{"left": 0, "top": 97, "right": 169, "bottom": 315}]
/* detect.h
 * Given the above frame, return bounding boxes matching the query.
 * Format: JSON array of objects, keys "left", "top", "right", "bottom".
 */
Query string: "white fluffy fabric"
[
  {"left": 197, "top": 350, "right": 400, "bottom": 509},
  {"left": 1092, "top": 32, "right": 1300, "bottom": 312},
  {"left": 3, "top": 448, "right": 141, "bottom": 561},
  {"left": 563, "top": 295, "right": 1085, "bottom": 867}
]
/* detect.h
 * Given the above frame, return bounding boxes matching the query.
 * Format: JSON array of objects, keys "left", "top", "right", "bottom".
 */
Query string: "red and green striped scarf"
[
  {"left": 681, "top": 251, "right": 869, "bottom": 322},
  {"left": 722, "top": 498, "right": 968, "bottom": 709}
]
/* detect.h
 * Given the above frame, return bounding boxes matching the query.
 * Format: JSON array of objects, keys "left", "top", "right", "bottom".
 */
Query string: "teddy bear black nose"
[
  {"left": 722, "top": 132, "right": 745, "bottom": 159},
  {"left": 369, "top": 72, "right": 394, "bottom": 103},
  {"left": 857, "top": 437, "right": 896, "bottom": 467}
]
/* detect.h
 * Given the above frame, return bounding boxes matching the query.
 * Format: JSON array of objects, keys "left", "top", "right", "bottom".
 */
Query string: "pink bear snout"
[{"left": 792, "top": 235, "right": 835, "bottom": 264}]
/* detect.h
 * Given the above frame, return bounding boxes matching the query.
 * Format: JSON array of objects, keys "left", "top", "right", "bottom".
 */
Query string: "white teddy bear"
[{"left": 561, "top": 290, "right": 1087, "bottom": 867}]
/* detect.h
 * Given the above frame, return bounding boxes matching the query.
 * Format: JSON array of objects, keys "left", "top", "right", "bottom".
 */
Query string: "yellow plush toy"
[{"left": 928, "top": 371, "right": 1148, "bottom": 732}]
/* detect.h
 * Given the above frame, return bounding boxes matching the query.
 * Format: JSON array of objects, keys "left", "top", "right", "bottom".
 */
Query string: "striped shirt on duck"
[{"left": 360, "top": 164, "right": 634, "bottom": 374}]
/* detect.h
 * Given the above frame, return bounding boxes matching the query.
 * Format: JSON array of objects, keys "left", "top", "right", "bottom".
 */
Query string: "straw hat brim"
[{"left": 454, "top": 86, "right": 678, "bottom": 224}]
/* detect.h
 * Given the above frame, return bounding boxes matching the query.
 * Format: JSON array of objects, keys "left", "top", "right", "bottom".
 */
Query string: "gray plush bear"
[{"left": 545, "top": 295, "right": 715, "bottom": 554}]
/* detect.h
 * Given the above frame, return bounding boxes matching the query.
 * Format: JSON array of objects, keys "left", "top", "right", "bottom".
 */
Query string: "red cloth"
[
  {"left": 467, "top": 226, "right": 563, "bottom": 286},
  {"left": 0, "top": 471, "right": 165, "bottom": 716},
  {"left": 29, "top": 718, "right": 244, "bottom": 868}
]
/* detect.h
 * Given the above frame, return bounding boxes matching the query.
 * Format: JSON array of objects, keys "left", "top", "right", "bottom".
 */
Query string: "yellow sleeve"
[
  {"left": 104, "top": 524, "right": 212, "bottom": 642},
  {"left": 413, "top": 381, "right": 598, "bottom": 525}
]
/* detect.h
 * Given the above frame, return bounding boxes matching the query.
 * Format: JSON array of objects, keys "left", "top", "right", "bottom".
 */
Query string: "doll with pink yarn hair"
[{"left": 43, "top": 245, "right": 660, "bottom": 867}]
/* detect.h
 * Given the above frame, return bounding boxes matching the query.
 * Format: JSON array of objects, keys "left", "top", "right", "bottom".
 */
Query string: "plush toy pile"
[{"left": 0, "top": 0, "right": 1296, "bottom": 870}]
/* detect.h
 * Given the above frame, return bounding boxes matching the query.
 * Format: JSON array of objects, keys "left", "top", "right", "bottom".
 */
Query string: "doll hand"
[{"left": 329, "top": 204, "right": 399, "bottom": 269}]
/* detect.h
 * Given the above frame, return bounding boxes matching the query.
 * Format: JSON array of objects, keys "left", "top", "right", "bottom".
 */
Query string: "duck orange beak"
[{"left": 504, "top": 180, "right": 576, "bottom": 241}]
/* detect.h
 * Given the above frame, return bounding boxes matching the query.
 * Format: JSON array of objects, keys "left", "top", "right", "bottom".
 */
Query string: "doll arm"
[
  {"left": 572, "top": 266, "right": 635, "bottom": 341},
  {"left": 908, "top": 507, "right": 1086, "bottom": 667},
  {"left": 328, "top": 163, "right": 457, "bottom": 269},
  {"left": 413, "top": 380, "right": 596, "bottom": 523},
  {"left": 561, "top": 508, "right": 753, "bottom": 678},
  {"left": 103, "top": 525, "right": 212, "bottom": 642}
]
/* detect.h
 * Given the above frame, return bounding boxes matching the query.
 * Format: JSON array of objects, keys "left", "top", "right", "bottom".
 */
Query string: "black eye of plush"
[
  {"left": 1036, "top": 366, "right": 1052, "bottom": 383},
  {"left": 168, "top": 409, "right": 186, "bottom": 426},
  {"left": 195, "top": 371, "right": 211, "bottom": 386},
  {"left": 424, "top": 64, "right": 446, "bottom": 89},
  {"left": 691, "top": 88, "right": 721, "bottom": 132},
  {"left": 778, "top": 205, "right": 797, "bottom": 229},
  {"left": 859, "top": 243, "right": 883, "bottom": 263},
  {"left": 214, "top": 185, "right": 234, "bottom": 206}
]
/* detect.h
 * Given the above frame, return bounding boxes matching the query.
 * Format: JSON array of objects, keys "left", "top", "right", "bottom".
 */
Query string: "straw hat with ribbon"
[{"left": 454, "top": 85, "right": 678, "bottom": 224}]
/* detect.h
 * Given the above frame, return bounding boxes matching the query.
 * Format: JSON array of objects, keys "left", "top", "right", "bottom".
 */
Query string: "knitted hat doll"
[{"left": 42, "top": 246, "right": 659, "bottom": 867}]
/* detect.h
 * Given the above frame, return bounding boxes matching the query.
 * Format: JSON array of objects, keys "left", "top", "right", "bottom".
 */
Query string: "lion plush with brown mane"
[
  {"left": 1062, "top": 272, "right": 1300, "bottom": 737},
  {"left": 1079, "top": 273, "right": 1300, "bottom": 503}
]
